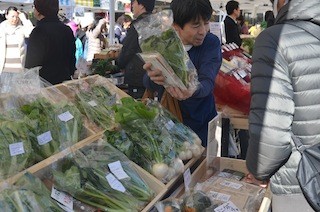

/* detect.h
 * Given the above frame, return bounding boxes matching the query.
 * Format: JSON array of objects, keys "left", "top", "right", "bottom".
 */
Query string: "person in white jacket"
[{"left": 0, "top": 6, "right": 34, "bottom": 93}]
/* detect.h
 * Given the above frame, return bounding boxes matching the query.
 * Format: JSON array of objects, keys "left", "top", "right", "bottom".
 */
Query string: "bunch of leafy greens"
[
  {"left": 75, "top": 85, "right": 117, "bottom": 131},
  {"left": 20, "top": 98, "right": 61, "bottom": 162},
  {"left": 52, "top": 147, "right": 154, "bottom": 212},
  {"left": 0, "top": 114, "right": 34, "bottom": 180},
  {"left": 0, "top": 172, "right": 61, "bottom": 211},
  {"left": 140, "top": 28, "right": 188, "bottom": 86}
]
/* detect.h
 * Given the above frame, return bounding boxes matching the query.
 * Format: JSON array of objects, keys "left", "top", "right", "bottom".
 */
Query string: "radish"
[{"left": 152, "top": 163, "right": 169, "bottom": 180}]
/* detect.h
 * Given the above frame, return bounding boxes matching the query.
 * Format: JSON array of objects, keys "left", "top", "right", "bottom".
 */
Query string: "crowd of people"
[{"left": 0, "top": 0, "right": 319, "bottom": 211}]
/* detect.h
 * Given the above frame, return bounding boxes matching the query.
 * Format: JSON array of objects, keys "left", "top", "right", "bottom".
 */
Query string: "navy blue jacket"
[{"left": 144, "top": 33, "right": 222, "bottom": 146}]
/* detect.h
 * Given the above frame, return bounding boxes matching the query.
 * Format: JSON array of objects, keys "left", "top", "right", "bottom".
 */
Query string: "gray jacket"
[{"left": 246, "top": 0, "right": 320, "bottom": 195}]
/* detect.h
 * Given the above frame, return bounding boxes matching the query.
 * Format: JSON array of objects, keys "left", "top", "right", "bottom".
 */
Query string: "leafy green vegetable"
[
  {"left": 0, "top": 172, "right": 61, "bottom": 211},
  {"left": 0, "top": 116, "right": 34, "bottom": 180},
  {"left": 140, "top": 28, "right": 189, "bottom": 86}
]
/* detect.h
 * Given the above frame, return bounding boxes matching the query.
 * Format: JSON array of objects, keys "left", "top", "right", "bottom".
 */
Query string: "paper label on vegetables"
[
  {"left": 220, "top": 180, "right": 243, "bottom": 189},
  {"left": 37, "top": 131, "right": 53, "bottom": 145},
  {"left": 88, "top": 100, "right": 98, "bottom": 107},
  {"left": 58, "top": 111, "right": 74, "bottom": 122},
  {"left": 183, "top": 168, "right": 191, "bottom": 191},
  {"left": 106, "top": 173, "right": 126, "bottom": 192},
  {"left": 51, "top": 186, "right": 73, "bottom": 210},
  {"left": 108, "top": 161, "right": 129, "bottom": 180},
  {"left": 214, "top": 201, "right": 240, "bottom": 212},
  {"left": 9, "top": 142, "right": 25, "bottom": 156},
  {"left": 209, "top": 191, "right": 231, "bottom": 202},
  {"left": 165, "top": 120, "right": 175, "bottom": 130}
]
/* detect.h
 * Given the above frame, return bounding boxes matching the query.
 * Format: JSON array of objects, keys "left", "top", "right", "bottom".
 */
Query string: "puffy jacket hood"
[{"left": 276, "top": 0, "right": 320, "bottom": 25}]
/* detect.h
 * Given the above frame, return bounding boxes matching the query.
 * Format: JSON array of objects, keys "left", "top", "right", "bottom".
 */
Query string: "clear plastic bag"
[{"left": 135, "top": 10, "right": 199, "bottom": 92}]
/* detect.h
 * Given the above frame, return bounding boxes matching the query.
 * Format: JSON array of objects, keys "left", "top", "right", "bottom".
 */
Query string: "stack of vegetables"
[
  {"left": 0, "top": 172, "right": 61, "bottom": 211},
  {"left": 0, "top": 95, "right": 85, "bottom": 180},
  {"left": 51, "top": 138, "right": 155, "bottom": 211},
  {"left": 106, "top": 97, "right": 204, "bottom": 182},
  {"left": 20, "top": 97, "right": 84, "bottom": 162}
]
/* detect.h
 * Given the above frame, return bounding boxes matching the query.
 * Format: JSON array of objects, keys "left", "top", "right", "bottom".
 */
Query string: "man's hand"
[
  {"left": 143, "top": 63, "right": 165, "bottom": 85},
  {"left": 166, "top": 86, "right": 194, "bottom": 101},
  {"left": 245, "top": 173, "right": 268, "bottom": 188}
]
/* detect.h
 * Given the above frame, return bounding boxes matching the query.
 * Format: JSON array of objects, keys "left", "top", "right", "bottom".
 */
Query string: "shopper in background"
[
  {"left": 25, "top": 0, "right": 76, "bottom": 85},
  {"left": 117, "top": 0, "right": 155, "bottom": 99},
  {"left": 224, "top": 0, "right": 242, "bottom": 47},
  {"left": 246, "top": 0, "right": 320, "bottom": 211},
  {"left": 237, "top": 15, "right": 249, "bottom": 34},
  {"left": 85, "top": 16, "right": 107, "bottom": 63},
  {"left": 265, "top": 10, "right": 275, "bottom": 28},
  {"left": 0, "top": 6, "right": 34, "bottom": 93},
  {"left": 67, "top": 20, "right": 83, "bottom": 64},
  {"left": 143, "top": 0, "right": 222, "bottom": 147},
  {"left": 121, "top": 14, "right": 132, "bottom": 41},
  {"left": 114, "top": 13, "right": 125, "bottom": 43}
]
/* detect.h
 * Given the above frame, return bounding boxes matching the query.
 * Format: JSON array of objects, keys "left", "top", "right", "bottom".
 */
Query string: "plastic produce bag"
[
  {"left": 135, "top": 10, "right": 199, "bottom": 92},
  {"left": 50, "top": 138, "right": 154, "bottom": 211},
  {"left": 0, "top": 172, "right": 61, "bottom": 211}
]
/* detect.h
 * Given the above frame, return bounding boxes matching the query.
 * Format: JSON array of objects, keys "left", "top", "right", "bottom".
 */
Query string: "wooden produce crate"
[
  {"left": 217, "top": 104, "right": 249, "bottom": 130},
  {"left": 170, "top": 157, "right": 272, "bottom": 212}
]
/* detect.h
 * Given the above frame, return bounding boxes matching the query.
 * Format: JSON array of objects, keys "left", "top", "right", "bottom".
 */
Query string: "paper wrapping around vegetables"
[
  {"left": 0, "top": 70, "right": 86, "bottom": 180},
  {"left": 0, "top": 173, "right": 61, "bottom": 211},
  {"left": 49, "top": 138, "right": 154, "bottom": 211},
  {"left": 134, "top": 10, "right": 199, "bottom": 92},
  {"left": 107, "top": 97, "right": 203, "bottom": 183}
]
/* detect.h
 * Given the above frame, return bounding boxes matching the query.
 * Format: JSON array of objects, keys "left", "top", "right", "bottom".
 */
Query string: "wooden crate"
[
  {"left": 217, "top": 104, "right": 249, "bottom": 130},
  {"left": 170, "top": 157, "right": 272, "bottom": 212}
]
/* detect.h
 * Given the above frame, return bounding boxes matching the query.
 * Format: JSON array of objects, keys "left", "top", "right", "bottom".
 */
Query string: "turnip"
[
  {"left": 152, "top": 163, "right": 169, "bottom": 180},
  {"left": 172, "top": 158, "right": 184, "bottom": 174},
  {"left": 186, "top": 149, "right": 193, "bottom": 159},
  {"left": 179, "top": 151, "right": 187, "bottom": 161},
  {"left": 166, "top": 167, "right": 176, "bottom": 181},
  {"left": 183, "top": 141, "right": 191, "bottom": 150},
  {"left": 190, "top": 144, "right": 203, "bottom": 157},
  {"left": 193, "top": 134, "right": 202, "bottom": 146}
]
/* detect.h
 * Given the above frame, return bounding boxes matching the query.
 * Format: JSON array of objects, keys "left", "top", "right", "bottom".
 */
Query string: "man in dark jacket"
[
  {"left": 224, "top": 0, "right": 242, "bottom": 47},
  {"left": 246, "top": 0, "right": 320, "bottom": 211},
  {"left": 116, "top": 0, "right": 155, "bottom": 99},
  {"left": 25, "top": 0, "right": 76, "bottom": 85}
]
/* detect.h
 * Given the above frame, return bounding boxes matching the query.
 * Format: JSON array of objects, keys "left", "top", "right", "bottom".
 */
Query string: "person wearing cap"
[
  {"left": 0, "top": 6, "right": 34, "bottom": 93},
  {"left": 25, "top": 0, "right": 76, "bottom": 85},
  {"left": 117, "top": 0, "right": 155, "bottom": 99}
]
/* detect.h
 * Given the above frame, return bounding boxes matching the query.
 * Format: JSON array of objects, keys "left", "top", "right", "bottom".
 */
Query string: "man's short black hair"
[
  {"left": 170, "top": 0, "right": 213, "bottom": 29},
  {"left": 226, "top": 0, "right": 239, "bottom": 15}
]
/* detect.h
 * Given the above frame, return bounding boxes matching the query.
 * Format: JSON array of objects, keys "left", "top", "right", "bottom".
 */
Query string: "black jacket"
[
  {"left": 117, "top": 13, "right": 150, "bottom": 87},
  {"left": 25, "top": 17, "right": 76, "bottom": 85},
  {"left": 224, "top": 16, "right": 242, "bottom": 47}
]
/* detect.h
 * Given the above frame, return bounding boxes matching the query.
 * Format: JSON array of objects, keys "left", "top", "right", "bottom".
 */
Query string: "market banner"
[
  {"left": 59, "top": 0, "right": 75, "bottom": 6},
  {"left": 75, "top": 0, "right": 93, "bottom": 7}
]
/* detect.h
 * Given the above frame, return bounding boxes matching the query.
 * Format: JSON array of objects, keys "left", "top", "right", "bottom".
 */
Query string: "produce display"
[
  {"left": 135, "top": 10, "right": 198, "bottom": 91},
  {"left": 213, "top": 44, "right": 252, "bottom": 114}
]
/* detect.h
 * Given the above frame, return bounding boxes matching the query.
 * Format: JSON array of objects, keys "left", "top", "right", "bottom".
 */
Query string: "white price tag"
[
  {"left": 165, "top": 120, "right": 175, "bottom": 130},
  {"left": 58, "top": 111, "right": 74, "bottom": 122},
  {"left": 51, "top": 186, "right": 73, "bottom": 210},
  {"left": 214, "top": 201, "right": 240, "bottom": 212},
  {"left": 237, "top": 70, "right": 247, "bottom": 78},
  {"left": 220, "top": 180, "right": 243, "bottom": 189},
  {"left": 183, "top": 168, "right": 191, "bottom": 191},
  {"left": 37, "top": 131, "right": 53, "bottom": 145},
  {"left": 106, "top": 173, "right": 126, "bottom": 193},
  {"left": 88, "top": 100, "right": 98, "bottom": 107},
  {"left": 9, "top": 142, "right": 25, "bottom": 156},
  {"left": 209, "top": 191, "right": 231, "bottom": 202},
  {"left": 108, "top": 161, "right": 129, "bottom": 180}
]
